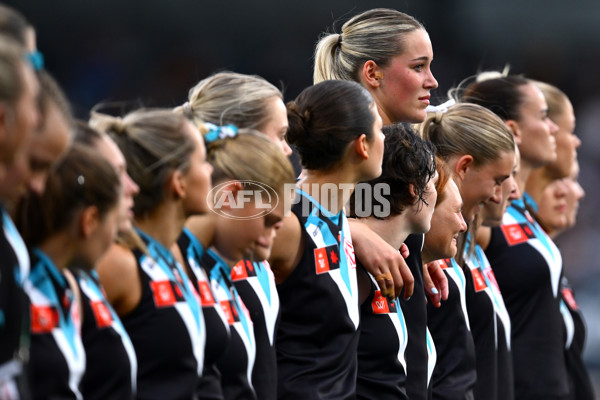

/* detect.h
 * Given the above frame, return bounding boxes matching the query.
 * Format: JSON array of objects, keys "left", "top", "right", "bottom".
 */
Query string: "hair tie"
[
  {"left": 475, "top": 65, "right": 511, "bottom": 83},
  {"left": 27, "top": 50, "right": 44, "bottom": 71},
  {"left": 337, "top": 34, "right": 343, "bottom": 46},
  {"left": 182, "top": 101, "right": 193, "bottom": 117},
  {"left": 426, "top": 99, "right": 455, "bottom": 123},
  {"left": 111, "top": 117, "right": 127, "bottom": 135},
  {"left": 204, "top": 123, "right": 238, "bottom": 143}
]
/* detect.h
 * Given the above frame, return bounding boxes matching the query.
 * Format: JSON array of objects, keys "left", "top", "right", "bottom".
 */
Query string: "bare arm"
[
  {"left": 96, "top": 243, "right": 142, "bottom": 317},
  {"left": 349, "top": 219, "right": 414, "bottom": 300},
  {"left": 268, "top": 214, "right": 303, "bottom": 285}
]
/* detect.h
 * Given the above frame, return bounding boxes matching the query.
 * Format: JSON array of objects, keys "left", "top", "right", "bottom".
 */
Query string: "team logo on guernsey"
[
  {"left": 438, "top": 259, "right": 451, "bottom": 269},
  {"left": 231, "top": 260, "right": 258, "bottom": 281},
  {"left": 562, "top": 288, "right": 578, "bottom": 310},
  {"left": 220, "top": 300, "right": 241, "bottom": 325},
  {"left": 31, "top": 305, "right": 59, "bottom": 333},
  {"left": 470, "top": 268, "right": 487, "bottom": 292},
  {"left": 150, "top": 280, "right": 185, "bottom": 307},
  {"left": 314, "top": 244, "right": 340, "bottom": 274},
  {"left": 90, "top": 300, "right": 113, "bottom": 328},
  {"left": 371, "top": 290, "right": 397, "bottom": 314},
  {"left": 197, "top": 280, "right": 215, "bottom": 306},
  {"left": 501, "top": 223, "right": 536, "bottom": 246}
]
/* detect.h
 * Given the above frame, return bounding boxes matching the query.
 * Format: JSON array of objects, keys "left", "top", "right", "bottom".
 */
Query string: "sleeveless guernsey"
[
  {"left": 401, "top": 234, "right": 435, "bottom": 400},
  {"left": 0, "top": 207, "right": 31, "bottom": 399},
  {"left": 560, "top": 276, "right": 595, "bottom": 400},
  {"left": 177, "top": 228, "right": 231, "bottom": 399},
  {"left": 75, "top": 269, "right": 136, "bottom": 400},
  {"left": 201, "top": 249, "right": 256, "bottom": 400},
  {"left": 25, "top": 249, "right": 85, "bottom": 400},
  {"left": 231, "top": 258, "right": 279, "bottom": 400},
  {"left": 356, "top": 263, "right": 408, "bottom": 400},
  {"left": 121, "top": 228, "right": 205, "bottom": 400},
  {"left": 464, "top": 240, "right": 513, "bottom": 400},
  {"left": 276, "top": 190, "right": 359, "bottom": 399},
  {"left": 485, "top": 197, "right": 568, "bottom": 399},
  {"left": 427, "top": 258, "right": 476, "bottom": 400}
]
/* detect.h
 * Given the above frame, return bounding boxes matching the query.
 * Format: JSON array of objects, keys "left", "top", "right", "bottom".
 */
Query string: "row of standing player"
[{"left": 0, "top": 5, "right": 592, "bottom": 400}]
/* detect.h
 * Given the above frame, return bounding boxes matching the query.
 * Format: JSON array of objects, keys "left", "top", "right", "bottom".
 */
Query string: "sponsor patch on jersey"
[
  {"left": 197, "top": 280, "right": 215, "bottom": 306},
  {"left": 150, "top": 280, "right": 176, "bottom": 307},
  {"left": 562, "top": 287, "right": 578, "bottom": 310},
  {"left": 31, "top": 305, "right": 59, "bottom": 333},
  {"left": 471, "top": 268, "right": 487, "bottom": 292},
  {"left": 501, "top": 223, "right": 537, "bottom": 246},
  {"left": 231, "top": 260, "right": 249, "bottom": 280},
  {"left": 371, "top": 290, "right": 397, "bottom": 314},
  {"left": 314, "top": 244, "right": 340, "bottom": 274},
  {"left": 231, "top": 260, "right": 258, "bottom": 281},
  {"left": 220, "top": 300, "right": 241, "bottom": 325},
  {"left": 91, "top": 300, "right": 113, "bottom": 328},
  {"left": 438, "top": 259, "right": 451, "bottom": 269}
]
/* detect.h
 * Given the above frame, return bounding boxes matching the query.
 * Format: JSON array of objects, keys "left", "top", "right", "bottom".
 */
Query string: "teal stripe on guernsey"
[
  {"left": 450, "top": 258, "right": 465, "bottom": 288},
  {"left": 182, "top": 227, "right": 205, "bottom": 262},
  {"left": 31, "top": 248, "right": 81, "bottom": 358},
  {"left": 522, "top": 192, "right": 539, "bottom": 213},
  {"left": 83, "top": 270, "right": 133, "bottom": 347},
  {"left": 207, "top": 249, "right": 254, "bottom": 342},
  {"left": 255, "top": 262, "right": 271, "bottom": 304},
  {"left": 296, "top": 189, "right": 340, "bottom": 224},
  {"left": 465, "top": 236, "right": 503, "bottom": 313},
  {"left": 135, "top": 228, "right": 203, "bottom": 329},
  {"left": 298, "top": 189, "right": 353, "bottom": 294},
  {"left": 506, "top": 202, "right": 559, "bottom": 267},
  {"left": 474, "top": 247, "right": 502, "bottom": 312}
]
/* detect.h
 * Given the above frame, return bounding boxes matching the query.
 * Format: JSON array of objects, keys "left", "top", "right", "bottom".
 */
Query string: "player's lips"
[{"left": 419, "top": 95, "right": 431, "bottom": 105}]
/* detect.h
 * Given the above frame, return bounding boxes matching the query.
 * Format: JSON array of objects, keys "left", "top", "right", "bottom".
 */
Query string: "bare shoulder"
[
  {"left": 269, "top": 213, "right": 303, "bottom": 284},
  {"left": 96, "top": 243, "right": 141, "bottom": 317}
]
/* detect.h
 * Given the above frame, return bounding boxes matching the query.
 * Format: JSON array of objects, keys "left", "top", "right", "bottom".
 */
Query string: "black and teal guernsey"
[
  {"left": 485, "top": 197, "right": 568, "bottom": 399},
  {"left": 201, "top": 249, "right": 257, "bottom": 400},
  {"left": 25, "top": 249, "right": 85, "bottom": 400},
  {"left": 122, "top": 228, "right": 205, "bottom": 400},
  {"left": 559, "top": 276, "right": 595, "bottom": 400},
  {"left": 231, "top": 259, "right": 279, "bottom": 400},
  {"left": 464, "top": 240, "right": 513, "bottom": 400},
  {"left": 401, "top": 234, "right": 436, "bottom": 400},
  {"left": 427, "top": 258, "right": 476, "bottom": 400},
  {"left": 75, "top": 269, "right": 136, "bottom": 400},
  {"left": 356, "top": 263, "right": 408, "bottom": 400},
  {"left": 276, "top": 189, "right": 359, "bottom": 399},
  {"left": 178, "top": 228, "right": 231, "bottom": 400},
  {"left": 0, "top": 206, "right": 31, "bottom": 399}
]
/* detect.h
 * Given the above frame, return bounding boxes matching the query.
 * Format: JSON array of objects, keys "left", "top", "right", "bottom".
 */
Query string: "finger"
[
  {"left": 374, "top": 273, "right": 395, "bottom": 299},
  {"left": 389, "top": 263, "right": 403, "bottom": 300},
  {"left": 378, "top": 277, "right": 395, "bottom": 299},
  {"left": 374, "top": 273, "right": 393, "bottom": 282},
  {"left": 401, "top": 259, "right": 414, "bottom": 300},
  {"left": 422, "top": 265, "right": 440, "bottom": 307},
  {"left": 427, "top": 287, "right": 441, "bottom": 308},
  {"left": 439, "top": 271, "right": 449, "bottom": 301},
  {"left": 430, "top": 261, "right": 449, "bottom": 301},
  {"left": 399, "top": 243, "right": 410, "bottom": 259}
]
